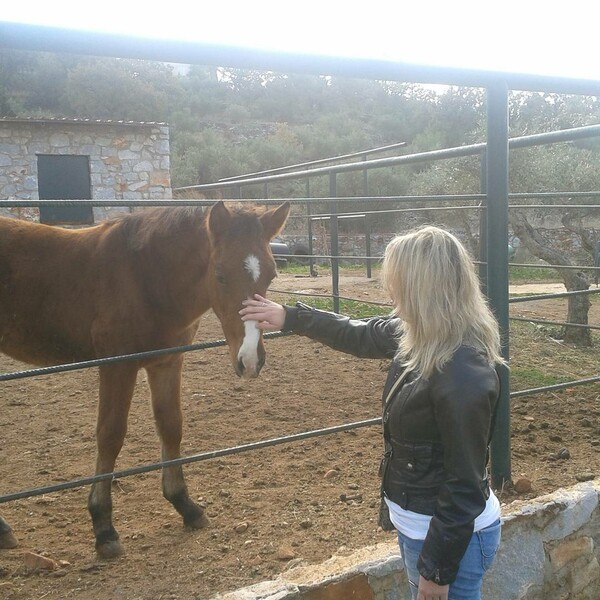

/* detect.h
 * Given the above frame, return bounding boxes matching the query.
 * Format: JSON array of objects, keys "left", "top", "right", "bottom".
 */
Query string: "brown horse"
[{"left": 0, "top": 200, "right": 290, "bottom": 558}]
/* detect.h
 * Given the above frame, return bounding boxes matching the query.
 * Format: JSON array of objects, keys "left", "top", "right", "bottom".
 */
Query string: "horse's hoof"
[
  {"left": 0, "top": 530, "right": 18, "bottom": 549},
  {"left": 96, "top": 539, "right": 125, "bottom": 559},
  {"left": 185, "top": 512, "right": 210, "bottom": 530}
]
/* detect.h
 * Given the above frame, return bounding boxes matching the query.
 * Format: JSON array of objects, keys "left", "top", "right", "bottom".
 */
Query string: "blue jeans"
[{"left": 397, "top": 519, "right": 501, "bottom": 600}]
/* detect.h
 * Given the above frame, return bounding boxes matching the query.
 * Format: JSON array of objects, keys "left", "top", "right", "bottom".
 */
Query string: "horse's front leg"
[
  {"left": 88, "top": 363, "right": 138, "bottom": 559},
  {"left": 0, "top": 515, "right": 18, "bottom": 549},
  {"left": 146, "top": 357, "right": 209, "bottom": 530}
]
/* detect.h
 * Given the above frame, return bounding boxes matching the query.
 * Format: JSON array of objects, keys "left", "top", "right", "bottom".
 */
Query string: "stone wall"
[
  {"left": 214, "top": 480, "right": 599, "bottom": 600},
  {"left": 0, "top": 119, "right": 172, "bottom": 222}
]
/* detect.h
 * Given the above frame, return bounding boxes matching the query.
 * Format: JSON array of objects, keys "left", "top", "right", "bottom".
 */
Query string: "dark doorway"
[{"left": 37, "top": 154, "right": 93, "bottom": 225}]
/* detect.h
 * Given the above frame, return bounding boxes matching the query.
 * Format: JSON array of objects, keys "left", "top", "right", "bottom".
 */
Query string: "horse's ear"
[
  {"left": 260, "top": 202, "right": 290, "bottom": 240},
  {"left": 207, "top": 201, "right": 231, "bottom": 242}
]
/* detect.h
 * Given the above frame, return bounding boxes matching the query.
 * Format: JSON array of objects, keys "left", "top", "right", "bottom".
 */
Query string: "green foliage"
[
  {"left": 508, "top": 266, "right": 560, "bottom": 282},
  {"left": 64, "top": 58, "right": 181, "bottom": 122},
  {"left": 2, "top": 50, "right": 600, "bottom": 201},
  {"left": 277, "top": 295, "right": 387, "bottom": 319},
  {"left": 510, "top": 366, "right": 571, "bottom": 389},
  {"left": 171, "top": 129, "right": 246, "bottom": 185}
]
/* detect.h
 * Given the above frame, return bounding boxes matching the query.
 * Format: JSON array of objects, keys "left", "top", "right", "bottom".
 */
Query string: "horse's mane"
[
  {"left": 109, "top": 207, "right": 207, "bottom": 251},
  {"left": 107, "top": 203, "right": 267, "bottom": 251}
]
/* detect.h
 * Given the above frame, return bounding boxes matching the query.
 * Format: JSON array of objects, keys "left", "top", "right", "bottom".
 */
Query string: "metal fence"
[
  {"left": 1, "top": 20, "right": 600, "bottom": 501},
  {"left": 1, "top": 140, "right": 599, "bottom": 505}
]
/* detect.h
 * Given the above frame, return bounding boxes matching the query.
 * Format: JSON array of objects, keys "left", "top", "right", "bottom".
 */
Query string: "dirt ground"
[{"left": 0, "top": 272, "right": 599, "bottom": 599}]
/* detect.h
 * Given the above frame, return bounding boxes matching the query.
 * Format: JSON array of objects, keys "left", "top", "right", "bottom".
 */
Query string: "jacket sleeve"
[
  {"left": 417, "top": 348, "right": 499, "bottom": 585},
  {"left": 282, "top": 302, "right": 399, "bottom": 359}
]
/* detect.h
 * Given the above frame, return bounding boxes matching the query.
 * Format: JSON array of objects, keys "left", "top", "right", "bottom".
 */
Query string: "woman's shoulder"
[
  {"left": 433, "top": 345, "right": 499, "bottom": 390},
  {"left": 452, "top": 344, "right": 493, "bottom": 366}
]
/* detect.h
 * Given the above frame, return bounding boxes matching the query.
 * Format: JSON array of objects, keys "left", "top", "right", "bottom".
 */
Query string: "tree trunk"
[{"left": 510, "top": 210, "right": 592, "bottom": 346}]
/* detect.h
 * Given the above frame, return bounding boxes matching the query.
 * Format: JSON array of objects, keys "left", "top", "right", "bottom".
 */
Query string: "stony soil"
[{"left": 0, "top": 272, "right": 598, "bottom": 599}]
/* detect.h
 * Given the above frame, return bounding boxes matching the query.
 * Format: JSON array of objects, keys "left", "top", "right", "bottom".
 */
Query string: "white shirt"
[{"left": 385, "top": 489, "right": 501, "bottom": 540}]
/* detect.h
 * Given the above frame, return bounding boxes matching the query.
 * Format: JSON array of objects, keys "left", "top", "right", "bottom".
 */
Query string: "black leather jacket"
[{"left": 283, "top": 303, "right": 500, "bottom": 586}]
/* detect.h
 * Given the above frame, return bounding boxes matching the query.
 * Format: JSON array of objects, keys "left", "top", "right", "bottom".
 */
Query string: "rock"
[
  {"left": 514, "top": 478, "right": 533, "bottom": 493},
  {"left": 34, "top": 496, "right": 56, "bottom": 505},
  {"left": 51, "top": 570, "right": 67, "bottom": 578},
  {"left": 284, "top": 558, "right": 306, "bottom": 571},
  {"left": 591, "top": 440, "right": 600, "bottom": 447},
  {"left": 324, "top": 469, "right": 339, "bottom": 480},
  {"left": 276, "top": 545, "right": 296, "bottom": 560},
  {"left": 574, "top": 472, "right": 595, "bottom": 482},
  {"left": 299, "top": 519, "right": 313, "bottom": 529},
  {"left": 23, "top": 551, "right": 58, "bottom": 571},
  {"left": 234, "top": 521, "right": 249, "bottom": 533},
  {"left": 340, "top": 493, "right": 363, "bottom": 503},
  {"left": 557, "top": 448, "right": 571, "bottom": 460},
  {"left": 347, "top": 483, "right": 360, "bottom": 490}
]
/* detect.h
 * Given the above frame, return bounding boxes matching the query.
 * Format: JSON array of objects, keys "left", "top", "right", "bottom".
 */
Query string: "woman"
[{"left": 240, "top": 226, "right": 503, "bottom": 600}]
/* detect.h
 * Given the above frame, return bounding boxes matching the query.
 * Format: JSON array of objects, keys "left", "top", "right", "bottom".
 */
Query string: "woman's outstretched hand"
[{"left": 240, "top": 294, "right": 286, "bottom": 331}]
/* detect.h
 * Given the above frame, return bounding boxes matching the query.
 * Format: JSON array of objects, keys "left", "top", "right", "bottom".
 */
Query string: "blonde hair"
[{"left": 381, "top": 226, "right": 503, "bottom": 378}]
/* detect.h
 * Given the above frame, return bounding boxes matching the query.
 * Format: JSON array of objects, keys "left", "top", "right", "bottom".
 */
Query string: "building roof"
[{"left": 0, "top": 117, "right": 168, "bottom": 127}]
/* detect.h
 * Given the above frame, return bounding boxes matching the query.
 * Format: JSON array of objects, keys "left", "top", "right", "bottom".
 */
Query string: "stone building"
[{"left": 0, "top": 118, "right": 172, "bottom": 224}]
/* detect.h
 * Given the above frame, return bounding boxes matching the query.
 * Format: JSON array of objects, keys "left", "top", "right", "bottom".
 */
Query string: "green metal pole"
[
  {"left": 479, "top": 150, "right": 488, "bottom": 295},
  {"left": 363, "top": 156, "right": 372, "bottom": 278},
  {"left": 365, "top": 214, "right": 372, "bottom": 279},
  {"left": 486, "top": 82, "right": 512, "bottom": 488},
  {"left": 306, "top": 179, "right": 316, "bottom": 277},
  {"left": 329, "top": 172, "right": 340, "bottom": 314}
]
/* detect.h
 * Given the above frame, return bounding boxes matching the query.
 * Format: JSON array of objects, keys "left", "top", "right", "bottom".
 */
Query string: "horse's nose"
[
  {"left": 236, "top": 356, "right": 262, "bottom": 379},
  {"left": 236, "top": 319, "right": 265, "bottom": 378}
]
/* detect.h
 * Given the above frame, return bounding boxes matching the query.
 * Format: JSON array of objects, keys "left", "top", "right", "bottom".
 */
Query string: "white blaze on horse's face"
[
  {"left": 244, "top": 254, "right": 261, "bottom": 282},
  {"left": 237, "top": 254, "right": 262, "bottom": 378}
]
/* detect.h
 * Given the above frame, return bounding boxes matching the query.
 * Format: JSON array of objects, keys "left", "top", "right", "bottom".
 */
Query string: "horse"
[{"left": 0, "top": 200, "right": 290, "bottom": 558}]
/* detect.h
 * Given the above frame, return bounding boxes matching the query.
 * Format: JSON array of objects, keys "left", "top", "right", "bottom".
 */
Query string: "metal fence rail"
[
  {"left": 176, "top": 125, "right": 600, "bottom": 193},
  {"left": 1, "top": 287, "right": 597, "bottom": 383},
  {"left": 2, "top": 371, "right": 598, "bottom": 506}
]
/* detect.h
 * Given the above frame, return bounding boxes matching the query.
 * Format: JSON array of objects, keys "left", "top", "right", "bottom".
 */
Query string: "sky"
[{"left": 1, "top": 1, "right": 600, "bottom": 82}]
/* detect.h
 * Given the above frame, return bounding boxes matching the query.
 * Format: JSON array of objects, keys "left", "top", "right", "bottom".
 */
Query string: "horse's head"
[{"left": 207, "top": 201, "right": 290, "bottom": 379}]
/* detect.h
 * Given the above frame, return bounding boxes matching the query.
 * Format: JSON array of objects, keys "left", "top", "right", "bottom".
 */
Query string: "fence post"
[
  {"left": 479, "top": 149, "right": 488, "bottom": 295},
  {"left": 329, "top": 172, "right": 340, "bottom": 313},
  {"left": 306, "top": 179, "right": 317, "bottom": 277},
  {"left": 365, "top": 214, "right": 372, "bottom": 279},
  {"left": 486, "top": 82, "right": 512, "bottom": 488},
  {"left": 363, "top": 155, "right": 373, "bottom": 279}
]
